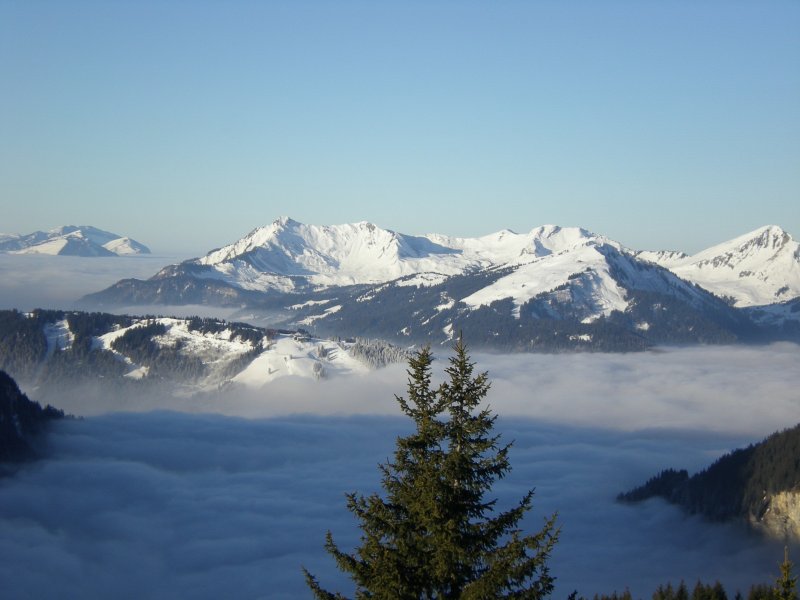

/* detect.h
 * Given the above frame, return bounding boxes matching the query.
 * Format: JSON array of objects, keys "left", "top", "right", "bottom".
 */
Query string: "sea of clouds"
[
  {"left": 0, "top": 254, "right": 184, "bottom": 311},
  {"left": 1, "top": 343, "right": 798, "bottom": 598}
]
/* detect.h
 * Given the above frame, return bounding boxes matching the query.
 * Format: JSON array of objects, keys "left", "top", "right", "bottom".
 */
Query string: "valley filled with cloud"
[{"left": 1, "top": 344, "right": 797, "bottom": 598}]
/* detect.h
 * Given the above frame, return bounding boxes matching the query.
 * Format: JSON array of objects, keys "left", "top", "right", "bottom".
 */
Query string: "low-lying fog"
[
  {"left": 0, "top": 253, "right": 202, "bottom": 311},
  {"left": 2, "top": 344, "right": 799, "bottom": 598}
]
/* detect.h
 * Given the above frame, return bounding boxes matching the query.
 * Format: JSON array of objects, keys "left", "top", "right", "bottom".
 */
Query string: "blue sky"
[{"left": 1, "top": 1, "right": 798, "bottom": 255}]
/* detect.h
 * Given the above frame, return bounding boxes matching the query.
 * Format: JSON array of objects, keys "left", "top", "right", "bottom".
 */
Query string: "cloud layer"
[
  {"left": 3, "top": 343, "right": 800, "bottom": 598},
  {"left": 0, "top": 413, "right": 789, "bottom": 599},
  {"left": 50, "top": 343, "right": 800, "bottom": 441},
  {"left": 0, "top": 254, "right": 179, "bottom": 310}
]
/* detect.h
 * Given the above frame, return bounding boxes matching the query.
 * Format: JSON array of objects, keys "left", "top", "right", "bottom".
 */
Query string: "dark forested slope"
[
  {"left": 0, "top": 370, "right": 64, "bottom": 464},
  {"left": 619, "top": 424, "right": 800, "bottom": 537}
]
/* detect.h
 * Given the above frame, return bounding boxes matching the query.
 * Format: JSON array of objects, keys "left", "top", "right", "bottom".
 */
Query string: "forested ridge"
[
  {"left": 618, "top": 424, "right": 800, "bottom": 527},
  {"left": 0, "top": 369, "right": 64, "bottom": 464},
  {"left": 0, "top": 309, "right": 408, "bottom": 394}
]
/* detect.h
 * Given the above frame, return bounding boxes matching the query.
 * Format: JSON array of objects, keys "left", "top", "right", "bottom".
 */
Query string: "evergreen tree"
[
  {"left": 304, "top": 340, "right": 559, "bottom": 599},
  {"left": 776, "top": 547, "right": 798, "bottom": 600}
]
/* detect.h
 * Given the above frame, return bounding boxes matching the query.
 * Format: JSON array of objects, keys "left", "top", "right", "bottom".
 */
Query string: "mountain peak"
[
  {"left": 273, "top": 216, "right": 297, "bottom": 227},
  {"left": 0, "top": 225, "right": 150, "bottom": 256},
  {"left": 663, "top": 224, "right": 800, "bottom": 307}
]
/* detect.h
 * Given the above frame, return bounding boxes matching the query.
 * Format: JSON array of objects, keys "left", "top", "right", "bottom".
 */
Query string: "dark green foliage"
[
  {"left": 0, "top": 369, "right": 64, "bottom": 463},
  {"left": 776, "top": 548, "right": 798, "bottom": 600},
  {"left": 66, "top": 312, "right": 132, "bottom": 342},
  {"left": 576, "top": 559, "right": 796, "bottom": 600},
  {"left": 748, "top": 584, "right": 777, "bottom": 600},
  {"left": 111, "top": 322, "right": 206, "bottom": 380},
  {"left": 653, "top": 582, "right": 690, "bottom": 600},
  {"left": 617, "top": 469, "right": 690, "bottom": 503},
  {"left": 216, "top": 346, "right": 262, "bottom": 380},
  {"left": 607, "top": 290, "right": 744, "bottom": 346},
  {"left": 305, "top": 341, "right": 559, "bottom": 599},
  {"left": 111, "top": 321, "right": 168, "bottom": 353},
  {"left": 307, "top": 270, "right": 764, "bottom": 352},
  {"left": 618, "top": 424, "right": 800, "bottom": 525},
  {"left": 186, "top": 316, "right": 267, "bottom": 345},
  {"left": 347, "top": 338, "right": 410, "bottom": 369},
  {"left": 0, "top": 309, "right": 53, "bottom": 379},
  {"left": 0, "top": 310, "right": 279, "bottom": 390},
  {"left": 591, "top": 591, "right": 633, "bottom": 600},
  {"left": 692, "top": 581, "right": 729, "bottom": 600}
]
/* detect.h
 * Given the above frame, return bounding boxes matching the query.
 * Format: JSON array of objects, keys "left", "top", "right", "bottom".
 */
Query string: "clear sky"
[{"left": 1, "top": 1, "right": 798, "bottom": 255}]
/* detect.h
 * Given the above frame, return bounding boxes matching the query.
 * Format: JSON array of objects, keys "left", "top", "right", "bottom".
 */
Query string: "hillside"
[
  {"left": 0, "top": 309, "right": 408, "bottom": 399},
  {"left": 618, "top": 424, "right": 800, "bottom": 539},
  {"left": 0, "top": 370, "right": 64, "bottom": 464}
]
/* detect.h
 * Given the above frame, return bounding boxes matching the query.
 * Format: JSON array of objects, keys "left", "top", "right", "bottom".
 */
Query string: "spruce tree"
[
  {"left": 304, "top": 339, "right": 559, "bottom": 599},
  {"left": 776, "top": 547, "right": 798, "bottom": 600}
]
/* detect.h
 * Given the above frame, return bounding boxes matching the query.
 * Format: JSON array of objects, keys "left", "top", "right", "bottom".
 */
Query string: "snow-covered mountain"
[
  {"left": 0, "top": 310, "right": 408, "bottom": 399},
  {"left": 0, "top": 225, "right": 150, "bottom": 256},
  {"left": 83, "top": 218, "right": 800, "bottom": 350},
  {"left": 194, "top": 217, "right": 603, "bottom": 290},
  {"left": 636, "top": 225, "right": 800, "bottom": 308}
]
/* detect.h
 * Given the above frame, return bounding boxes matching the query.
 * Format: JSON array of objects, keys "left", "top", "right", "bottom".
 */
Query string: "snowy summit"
[{"left": 0, "top": 225, "right": 150, "bottom": 257}]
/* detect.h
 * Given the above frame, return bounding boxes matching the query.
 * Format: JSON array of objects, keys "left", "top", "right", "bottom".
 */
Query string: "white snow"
[
  {"left": 442, "top": 323, "right": 454, "bottom": 340},
  {"left": 289, "top": 299, "right": 332, "bottom": 310},
  {"left": 103, "top": 237, "right": 149, "bottom": 255},
  {"left": 569, "top": 334, "right": 592, "bottom": 342},
  {"left": 124, "top": 365, "right": 150, "bottom": 379},
  {"left": 95, "top": 324, "right": 135, "bottom": 350},
  {"left": 194, "top": 218, "right": 602, "bottom": 291},
  {"left": 101, "top": 218, "right": 800, "bottom": 321},
  {"left": 642, "top": 226, "right": 800, "bottom": 307},
  {"left": 231, "top": 335, "right": 368, "bottom": 388},
  {"left": 43, "top": 319, "right": 74, "bottom": 355},
  {"left": 5, "top": 226, "right": 150, "bottom": 256},
  {"left": 461, "top": 243, "right": 630, "bottom": 318},
  {"left": 15, "top": 238, "right": 70, "bottom": 256},
  {"left": 394, "top": 272, "right": 451, "bottom": 287},
  {"left": 296, "top": 304, "right": 342, "bottom": 326},
  {"left": 435, "top": 296, "right": 455, "bottom": 312},
  {"left": 183, "top": 217, "right": 791, "bottom": 323}
]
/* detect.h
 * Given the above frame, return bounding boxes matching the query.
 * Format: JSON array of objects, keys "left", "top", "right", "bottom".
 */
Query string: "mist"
[
  {"left": 47, "top": 343, "right": 800, "bottom": 440},
  {"left": 2, "top": 344, "right": 799, "bottom": 598},
  {"left": 0, "top": 254, "right": 183, "bottom": 311}
]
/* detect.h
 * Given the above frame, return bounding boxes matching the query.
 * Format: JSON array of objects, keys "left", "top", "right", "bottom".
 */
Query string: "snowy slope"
[
  {"left": 1, "top": 226, "right": 151, "bottom": 256},
  {"left": 16, "top": 235, "right": 116, "bottom": 257},
  {"left": 231, "top": 335, "right": 368, "bottom": 388},
  {"left": 193, "top": 217, "right": 602, "bottom": 290},
  {"left": 189, "top": 218, "right": 711, "bottom": 322},
  {"left": 461, "top": 242, "right": 629, "bottom": 318},
  {"left": 92, "top": 317, "right": 372, "bottom": 391},
  {"left": 103, "top": 237, "right": 151, "bottom": 256},
  {"left": 639, "top": 226, "right": 800, "bottom": 307}
]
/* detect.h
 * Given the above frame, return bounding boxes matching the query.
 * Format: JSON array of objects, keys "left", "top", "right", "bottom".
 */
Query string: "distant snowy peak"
[
  {"left": 634, "top": 249, "right": 689, "bottom": 267},
  {"left": 102, "top": 237, "right": 150, "bottom": 256},
  {"left": 194, "top": 217, "right": 606, "bottom": 288},
  {"left": 427, "top": 224, "right": 602, "bottom": 265},
  {"left": 648, "top": 225, "right": 800, "bottom": 307},
  {"left": 687, "top": 225, "right": 795, "bottom": 269},
  {"left": 1, "top": 226, "right": 151, "bottom": 257}
]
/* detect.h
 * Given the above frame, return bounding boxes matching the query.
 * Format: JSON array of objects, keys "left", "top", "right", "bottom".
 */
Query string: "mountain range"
[
  {"left": 83, "top": 218, "right": 800, "bottom": 350},
  {"left": 0, "top": 225, "right": 150, "bottom": 257}
]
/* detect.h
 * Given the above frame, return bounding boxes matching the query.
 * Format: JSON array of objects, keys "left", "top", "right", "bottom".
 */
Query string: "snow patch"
[{"left": 43, "top": 319, "right": 74, "bottom": 355}]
